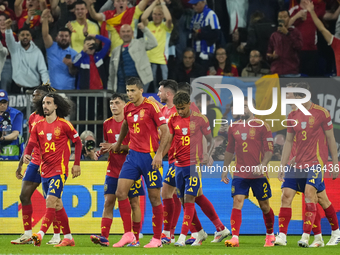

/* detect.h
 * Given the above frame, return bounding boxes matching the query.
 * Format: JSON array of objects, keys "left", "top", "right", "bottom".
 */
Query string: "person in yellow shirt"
[
  {"left": 141, "top": 0, "right": 173, "bottom": 93},
  {"left": 84, "top": 0, "right": 149, "bottom": 53},
  {"left": 67, "top": 0, "right": 99, "bottom": 53}
]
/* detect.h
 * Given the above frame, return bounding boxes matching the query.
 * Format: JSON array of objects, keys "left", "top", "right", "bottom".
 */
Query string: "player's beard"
[
  {"left": 44, "top": 108, "right": 54, "bottom": 116},
  {"left": 240, "top": 113, "right": 250, "bottom": 120}
]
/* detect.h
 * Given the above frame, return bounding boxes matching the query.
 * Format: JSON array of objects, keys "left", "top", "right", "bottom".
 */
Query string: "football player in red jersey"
[
  {"left": 278, "top": 82, "right": 340, "bottom": 247},
  {"left": 112, "top": 77, "right": 169, "bottom": 248},
  {"left": 167, "top": 91, "right": 229, "bottom": 247},
  {"left": 24, "top": 93, "right": 82, "bottom": 247},
  {"left": 222, "top": 98, "right": 275, "bottom": 247},
  {"left": 11, "top": 83, "right": 62, "bottom": 245},
  {"left": 90, "top": 93, "right": 145, "bottom": 247}
]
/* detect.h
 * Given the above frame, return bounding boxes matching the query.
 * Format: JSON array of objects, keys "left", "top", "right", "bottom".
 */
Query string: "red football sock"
[
  {"left": 191, "top": 208, "right": 203, "bottom": 232},
  {"left": 101, "top": 218, "right": 112, "bottom": 239},
  {"left": 118, "top": 198, "right": 132, "bottom": 233},
  {"left": 195, "top": 195, "right": 224, "bottom": 231},
  {"left": 324, "top": 204, "right": 339, "bottom": 231},
  {"left": 263, "top": 208, "right": 274, "bottom": 234},
  {"left": 230, "top": 208, "right": 242, "bottom": 236},
  {"left": 152, "top": 204, "right": 163, "bottom": 240},
  {"left": 181, "top": 203, "right": 195, "bottom": 236},
  {"left": 56, "top": 207, "right": 71, "bottom": 235},
  {"left": 312, "top": 207, "right": 322, "bottom": 235},
  {"left": 133, "top": 221, "right": 141, "bottom": 241},
  {"left": 303, "top": 203, "right": 317, "bottom": 234},
  {"left": 40, "top": 208, "right": 56, "bottom": 233},
  {"left": 279, "top": 207, "right": 292, "bottom": 235},
  {"left": 22, "top": 204, "right": 33, "bottom": 231},
  {"left": 52, "top": 217, "right": 60, "bottom": 234},
  {"left": 163, "top": 198, "right": 174, "bottom": 232},
  {"left": 171, "top": 194, "right": 182, "bottom": 236}
]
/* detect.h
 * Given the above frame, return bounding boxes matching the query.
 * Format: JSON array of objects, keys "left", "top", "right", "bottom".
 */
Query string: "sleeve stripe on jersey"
[
  {"left": 59, "top": 118, "right": 75, "bottom": 131},
  {"left": 146, "top": 100, "right": 161, "bottom": 113},
  {"left": 104, "top": 116, "right": 114, "bottom": 123},
  {"left": 313, "top": 104, "right": 330, "bottom": 118},
  {"left": 212, "top": 13, "right": 219, "bottom": 29}
]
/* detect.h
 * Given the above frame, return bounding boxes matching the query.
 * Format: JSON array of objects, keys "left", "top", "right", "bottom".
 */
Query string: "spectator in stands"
[
  {"left": 0, "top": 1, "right": 16, "bottom": 23},
  {"left": 65, "top": 0, "right": 77, "bottom": 21},
  {"left": 99, "top": 0, "right": 134, "bottom": 13},
  {"left": 207, "top": 47, "right": 238, "bottom": 76},
  {"left": 141, "top": 0, "right": 173, "bottom": 93},
  {"left": 73, "top": 33, "right": 111, "bottom": 89},
  {"left": 0, "top": 89, "right": 24, "bottom": 160},
  {"left": 67, "top": 0, "right": 99, "bottom": 53},
  {"left": 0, "top": 13, "right": 14, "bottom": 92},
  {"left": 14, "top": 0, "right": 45, "bottom": 29},
  {"left": 225, "top": 28, "right": 249, "bottom": 75},
  {"left": 85, "top": 0, "right": 149, "bottom": 53},
  {"left": 241, "top": 50, "right": 270, "bottom": 77},
  {"left": 189, "top": 0, "right": 220, "bottom": 69},
  {"left": 41, "top": 9, "right": 77, "bottom": 90},
  {"left": 70, "top": 130, "right": 98, "bottom": 160},
  {"left": 244, "top": 11, "right": 277, "bottom": 58},
  {"left": 107, "top": 23, "right": 157, "bottom": 93},
  {"left": 0, "top": 41, "right": 8, "bottom": 88},
  {"left": 169, "top": 47, "right": 206, "bottom": 83},
  {"left": 289, "top": 0, "right": 325, "bottom": 76},
  {"left": 194, "top": 92, "right": 222, "bottom": 137},
  {"left": 306, "top": 1, "right": 340, "bottom": 76},
  {"left": 5, "top": 19, "right": 49, "bottom": 90},
  {"left": 267, "top": 10, "right": 303, "bottom": 77}
]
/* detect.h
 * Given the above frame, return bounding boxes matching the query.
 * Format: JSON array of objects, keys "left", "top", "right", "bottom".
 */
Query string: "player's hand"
[
  {"left": 152, "top": 153, "right": 163, "bottom": 170},
  {"left": 72, "top": 165, "right": 81, "bottom": 178},
  {"left": 202, "top": 153, "right": 209, "bottom": 165},
  {"left": 278, "top": 165, "right": 285, "bottom": 182},
  {"left": 16, "top": 165, "right": 23, "bottom": 180},
  {"left": 111, "top": 142, "right": 121, "bottom": 153},
  {"left": 253, "top": 164, "right": 263, "bottom": 176},
  {"left": 99, "top": 142, "right": 112, "bottom": 153},
  {"left": 331, "top": 163, "right": 339, "bottom": 180},
  {"left": 221, "top": 171, "right": 229, "bottom": 184},
  {"left": 23, "top": 155, "right": 31, "bottom": 164},
  {"left": 95, "top": 150, "right": 102, "bottom": 158}
]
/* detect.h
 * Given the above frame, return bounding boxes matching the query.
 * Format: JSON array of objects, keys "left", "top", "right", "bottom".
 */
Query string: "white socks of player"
[
  {"left": 38, "top": 230, "right": 45, "bottom": 239},
  {"left": 162, "top": 230, "right": 170, "bottom": 237},
  {"left": 53, "top": 233, "right": 60, "bottom": 239},
  {"left": 64, "top": 234, "right": 73, "bottom": 240},
  {"left": 177, "top": 234, "right": 186, "bottom": 243},
  {"left": 24, "top": 230, "right": 32, "bottom": 237}
]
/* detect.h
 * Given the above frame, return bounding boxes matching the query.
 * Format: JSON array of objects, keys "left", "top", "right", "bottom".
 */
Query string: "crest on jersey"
[
  {"left": 134, "top": 114, "right": 138, "bottom": 122},
  {"left": 301, "top": 122, "right": 307, "bottom": 129},
  {"left": 182, "top": 128, "right": 188, "bottom": 135},
  {"left": 140, "top": 109, "right": 145, "bottom": 118},
  {"left": 309, "top": 116, "right": 315, "bottom": 126},
  {"left": 47, "top": 133, "right": 52, "bottom": 141},
  {"left": 241, "top": 133, "right": 247, "bottom": 141},
  {"left": 190, "top": 122, "right": 195, "bottom": 130},
  {"left": 115, "top": 134, "right": 119, "bottom": 141},
  {"left": 54, "top": 126, "right": 61, "bottom": 137},
  {"left": 249, "top": 128, "right": 256, "bottom": 137}
]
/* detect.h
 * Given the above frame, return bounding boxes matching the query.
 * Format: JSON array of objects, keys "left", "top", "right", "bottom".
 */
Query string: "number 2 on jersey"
[
  {"left": 45, "top": 142, "right": 56, "bottom": 153},
  {"left": 242, "top": 142, "right": 248, "bottom": 152}
]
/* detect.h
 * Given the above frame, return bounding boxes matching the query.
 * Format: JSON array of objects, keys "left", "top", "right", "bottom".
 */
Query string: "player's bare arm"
[
  {"left": 203, "top": 133, "right": 214, "bottom": 166},
  {"left": 112, "top": 120, "right": 128, "bottom": 153},
  {"left": 152, "top": 123, "right": 169, "bottom": 170},
  {"left": 325, "top": 128, "right": 340, "bottom": 180},
  {"left": 221, "top": 151, "right": 233, "bottom": 184},
  {"left": 163, "top": 133, "right": 174, "bottom": 158},
  {"left": 279, "top": 132, "right": 295, "bottom": 182},
  {"left": 254, "top": 151, "right": 273, "bottom": 176},
  {"left": 72, "top": 137, "right": 82, "bottom": 178}
]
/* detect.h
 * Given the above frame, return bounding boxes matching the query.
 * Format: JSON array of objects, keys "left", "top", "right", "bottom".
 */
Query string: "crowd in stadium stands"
[{"left": 0, "top": 0, "right": 339, "bottom": 94}]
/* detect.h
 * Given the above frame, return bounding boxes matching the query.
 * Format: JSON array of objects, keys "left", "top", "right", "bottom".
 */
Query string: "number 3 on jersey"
[{"left": 45, "top": 142, "right": 56, "bottom": 153}]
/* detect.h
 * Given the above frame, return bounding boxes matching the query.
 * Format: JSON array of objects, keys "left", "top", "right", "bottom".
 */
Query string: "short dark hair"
[
  {"left": 286, "top": 82, "right": 297, "bottom": 88},
  {"left": 0, "top": 13, "right": 9, "bottom": 20},
  {"left": 278, "top": 9, "right": 290, "bottom": 17},
  {"left": 159, "top": 79, "right": 178, "bottom": 94},
  {"left": 75, "top": 0, "right": 87, "bottom": 7},
  {"left": 35, "top": 82, "right": 56, "bottom": 93},
  {"left": 173, "top": 91, "right": 190, "bottom": 106},
  {"left": 183, "top": 48, "right": 196, "bottom": 58},
  {"left": 58, "top": 27, "right": 71, "bottom": 35},
  {"left": 18, "top": 27, "right": 31, "bottom": 35},
  {"left": 178, "top": 82, "right": 192, "bottom": 95},
  {"left": 110, "top": 93, "right": 128, "bottom": 103},
  {"left": 294, "top": 82, "right": 310, "bottom": 98},
  {"left": 126, "top": 77, "right": 143, "bottom": 89},
  {"left": 194, "top": 92, "right": 211, "bottom": 102},
  {"left": 84, "top": 35, "right": 96, "bottom": 43},
  {"left": 36, "top": 93, "right": 71, "bottom": 118},
  {"left": 244, "top": 96, "right": 256, "bottom": 108}
]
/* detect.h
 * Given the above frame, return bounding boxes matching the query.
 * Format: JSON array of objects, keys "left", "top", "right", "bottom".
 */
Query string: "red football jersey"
[
  {"left": 168, "top": 111, "right": 211, "bottom": 167},
  {"left": 124, "top": 98, "right": 166, "bottom": 153},
  {"left": 28, "top": 112, "right": 44, "bottom": 166},
  {"left": 103, "top": 117, "right": 130, "bottom": 178},
  {"left": 226, "top": 118, "right": 274, "bottom": 178},
  {"left": 29, "top": 117, "right": 80, "bottom": 178},
  {"left": 161, "top": 105, "right": 177, "bottom": 164},
  {"left": 287, "top": 103, "right": 332, "bottom": 168}
]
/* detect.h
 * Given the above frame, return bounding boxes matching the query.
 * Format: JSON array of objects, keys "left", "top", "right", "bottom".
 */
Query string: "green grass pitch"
[{"left": 0, "top": 235, "right": 338, "bottom": 255}]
